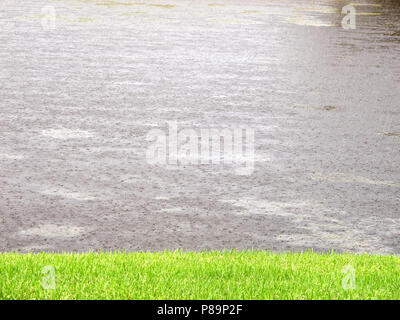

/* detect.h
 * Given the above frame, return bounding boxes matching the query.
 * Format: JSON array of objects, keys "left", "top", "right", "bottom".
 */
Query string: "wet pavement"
[{"left": 0, "top": 0, "right": 399, "bottom": 253}]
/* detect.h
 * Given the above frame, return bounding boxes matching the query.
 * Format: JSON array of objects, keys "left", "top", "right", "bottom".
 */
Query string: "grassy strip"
[{"left": 0, "top": 250, "right": 399, "bottom": 299}]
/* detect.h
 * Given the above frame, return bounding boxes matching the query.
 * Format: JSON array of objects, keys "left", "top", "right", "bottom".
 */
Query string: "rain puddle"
[
  {"left": 19, "top": 224, "right": 85, "bottom": 238},
  {"left": 311, "top": 172, "right": 398, "bottom": 186},
  {"left": 41, "top": 128, "right": 94, "bottom": 139},
  {"left": 41, "top": 189, "right": 97, "bottom": 201}
]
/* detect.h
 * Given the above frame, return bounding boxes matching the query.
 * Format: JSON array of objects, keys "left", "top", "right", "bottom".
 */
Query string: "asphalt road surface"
[{"left": 0, "top": 0, "right": 399, "bottom": 253}]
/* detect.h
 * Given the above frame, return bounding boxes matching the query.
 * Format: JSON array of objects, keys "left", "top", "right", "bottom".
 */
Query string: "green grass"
[{"left": 0, "top": 250, "right": 399, "bottom": 299}]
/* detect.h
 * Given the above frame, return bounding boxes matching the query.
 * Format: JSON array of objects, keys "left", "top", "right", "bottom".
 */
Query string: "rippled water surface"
[{"left": 0, "top": 0, "right": 399, "bottom": 253}]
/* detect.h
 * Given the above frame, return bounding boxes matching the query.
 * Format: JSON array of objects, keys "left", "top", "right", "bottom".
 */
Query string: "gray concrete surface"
[{"left": 0, "top": 0, "right": 399, "bottom": 253}]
